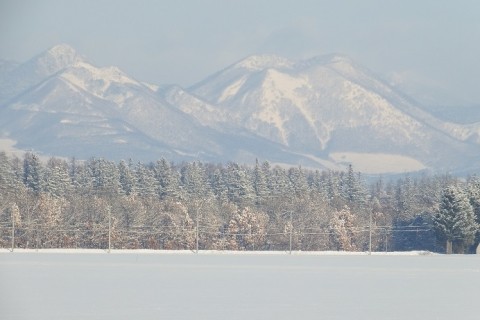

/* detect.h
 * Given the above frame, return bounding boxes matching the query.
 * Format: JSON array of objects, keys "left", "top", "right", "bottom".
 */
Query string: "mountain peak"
[
  {"left": 46, "top": 43, "right": 78, "bottom": 58},
  {"left": 233, "top": 54, "right": 294, "bottom": 71},
  {"left": 32, "top": 43, "right": 83, "bottom": 75},
  {"left": 296, "top": 53, "right": 354, "bottom": 69}
]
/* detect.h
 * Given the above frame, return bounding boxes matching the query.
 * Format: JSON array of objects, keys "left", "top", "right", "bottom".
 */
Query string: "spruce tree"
[
  {"left": 23, "top": 152, "right": 43, "bottom": 194},
  {"left": 253, "top": 159, "right": 268, "bottom": 205},
  {"left": 434, "top": 186, "right": 478, "bottom": 253},
  {"left": 118, "top": 160, "right": 135, "bottom": 196}
]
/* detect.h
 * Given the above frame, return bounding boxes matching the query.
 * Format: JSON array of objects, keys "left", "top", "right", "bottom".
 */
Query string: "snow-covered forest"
[{"left": 1, "top": 151, "right": 479, "bottom": 253}]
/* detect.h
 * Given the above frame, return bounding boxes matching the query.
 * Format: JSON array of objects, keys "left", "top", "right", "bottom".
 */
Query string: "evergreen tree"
[
  {"left": 134, "top": 162, "right": 157, "bottom": 198},
  {"left": 270, "top": 166, "right": 292, "bottom": 197},
  {"left": 467, "top": 176, "right": 480, "bottom": 223},
  {"left": 467, "top": 176, "right": 480, "bottom": 245},
  {"left": 308, "top": 170, "right": 326, "bottom": 196},
  {"left": 181, "top": 161, "right": 209, "bottom": 198},
  {"left": 23, "top": 152, "right": 43, "bottom": 194},
  {"left": 210, "top": 167, "right": 228, "bottom": 202},
  {"left": 88, "top": 158, "right": 121, "bottom": 196},
  {"left": 253, "top": 159, "right": 268, "bottom": 205},
  {"left": 395, "top": 175, "right": 417, "bottom": 220},
  {"left": 43, "top": 157, "right": 71, "bottom": 197},
  {"left": 261, "top": 161, "right": 273, "bottom": 194},
  {"left": 342, "top": 165, "right": 367, "bottom": 208},
  {"left": 118, "top": 160, "right": 135, "bottom": 196},
  {"left": 325, "top": 171, "right": 342, "bottom": 208},
  {"left": 153, "top": 158, "right": 181, "bottom": 199},
  {"left": 225, "top": 162, "right": 254, "bottom": 206},
  {"left": 0, "top": 152, "right": 17, "bottom": 201},
  {"left": 288, "top": 166, "right": 309, "bottom": 198},
  {"left": 433, "top": 186, "right": 478, "bottom": 253}
]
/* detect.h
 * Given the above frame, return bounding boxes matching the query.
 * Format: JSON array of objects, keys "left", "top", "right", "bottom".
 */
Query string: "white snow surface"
[
  {"left": 330, "top": 152, "right": 427, "bottom": 174},
  {"left": 1, "top": 249, "right": 479, "bottom": 320},
  {"left": 218, "top": 76, "right": 247, "bottom": 103},
  {"left": 59, "top": 61, "right": 140, "bottom": 106},
  {"left": 233, "top": 54, "right": 294, "bottom": 71}
]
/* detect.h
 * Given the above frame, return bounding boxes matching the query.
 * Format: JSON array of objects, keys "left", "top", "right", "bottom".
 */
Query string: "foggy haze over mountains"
[{"left": 0, "top": 44, "right": 479, "bottom": 174}]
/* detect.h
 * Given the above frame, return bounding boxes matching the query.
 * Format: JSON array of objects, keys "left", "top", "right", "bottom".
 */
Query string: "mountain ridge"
[{"left": 1, "top": 45, "right": 479, "bottom": 174}]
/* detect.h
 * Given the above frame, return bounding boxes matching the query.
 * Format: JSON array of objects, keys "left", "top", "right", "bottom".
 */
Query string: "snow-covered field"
[{"left": 1, "top": 250, "right": 479, "bottom": 320}]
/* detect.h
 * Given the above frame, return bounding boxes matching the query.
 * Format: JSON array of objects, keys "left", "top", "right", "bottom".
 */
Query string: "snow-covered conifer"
[{"left": 434, "top": 186, "right": 478, "bottom": 253}]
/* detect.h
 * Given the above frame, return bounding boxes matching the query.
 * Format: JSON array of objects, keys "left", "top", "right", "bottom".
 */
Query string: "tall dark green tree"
[
  {"left": 134, "top": 162, "right": 157, "bottom": 198},
  {"left": 118, "top": 160, "right": 135, "bottom": 196},
  {"left": 225, "top": 162, "right": 254, "bottom": 206},
  {"left": 253, "top": 159, "right": 268, "bottom": 205},
  {"left": 43, "top": 157, "right": 71, "bottom": 197},
  {"left": 0, "top": 152, "right": 17, "bottom": 199},
  {"left": 88, "top": 158, "right": 121, "bottom": 196},
  {"left": 433, "top": 186, "right": 478, "bottom": 253},
  {"left": 153, "top": 158, "right": 181, "bottom": 199},
  {"left": 288, "top": 166, "right": 308, "bottom": 198},
  {"left": 23, "top": 152, "right": 43, "bottom": 194}
]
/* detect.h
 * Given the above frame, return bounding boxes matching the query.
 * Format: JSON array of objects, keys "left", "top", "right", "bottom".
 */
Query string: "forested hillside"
[{"left": 1, "top": 152, "right": 479, "bottom": 253}]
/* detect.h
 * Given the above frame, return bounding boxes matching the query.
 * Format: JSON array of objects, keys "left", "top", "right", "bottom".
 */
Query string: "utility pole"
[
  {"left": 11, "top": 208, "right": 15, "bottom": 252},
  {"left": 289, "top": 211, "right": 293, "bottom": 255},
  {"left": 369, "top": 210, "right": 372, "bottom": 255},
  {"left": 196, "top": 207, "right": 199, "bottom": 254},
  {"left": 108, "top": 207, "right": 111, "bottom": 253}
]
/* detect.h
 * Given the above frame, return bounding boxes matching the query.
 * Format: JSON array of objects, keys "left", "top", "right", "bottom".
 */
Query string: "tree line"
[{"left": 1, "top": 151, "right": 479, "bottom": 253}]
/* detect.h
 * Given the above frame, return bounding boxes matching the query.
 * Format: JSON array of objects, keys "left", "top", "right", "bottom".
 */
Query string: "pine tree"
[
  {"left": 134, "top": 162, "right": 157, "bottom": 198},
  {"left": 88, "top": 158, "right": 121, "bottom": 196},
  {"left": 395, "top": 175, "right": 417, "bottom": 220},
  {"left": 467, "top": 176, "right": 480, "bottom": 246},
  {"left": 153, "top": 158, "right": 181, "bottom": 199},
  {"left": 270, "top": 166, "right": 292, "bottom": 197},
  {"left": 118, "top": 160, "right": 135, "bottom": 196},
  {"left": 23, "top": 152, "right": 43, "bottom": 194},
  {"left": 181, "top": 161, "right": 209, "bottom": 198},
  {"left": 210, "top": 167, "right": 228, "bottom": 202},
  {"left": 434, "top": 186, "right": 478, "bottom": 253},
  {"left": 288, "top": 166, "right": 309, "bottom": 198},
  {"left": 342, "top": 165, "right": 367, "bottom": 208},
  {"left": 0, "top": 152, "right": 19, "bottom": 206},
  {"left": 43, "top": 157, "right": 71, "bottom": 197},
  {"left": 253, "top": 159, "right": 268, "bottom": 205},
  {"left": 225, "top": 162, "right": 254, "bottom": 206},
  {"left": 467, "top": 176, "right": 480, "bottom": 223}
]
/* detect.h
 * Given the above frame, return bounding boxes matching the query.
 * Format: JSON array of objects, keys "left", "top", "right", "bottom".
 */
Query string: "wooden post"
[
  {"left": 446, "top": 240, "right": 453, "bottom": 254},
  {"left": 108, "top": 207, "right": 111, "bottom": 253},
  {"left": 11, "top": 209, "right": 15, "bottom": 252}
]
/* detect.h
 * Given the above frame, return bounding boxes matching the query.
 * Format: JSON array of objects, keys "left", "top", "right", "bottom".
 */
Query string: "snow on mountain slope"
[
  {"left": 162, "top": 85, "right": 229, "bottom": 128},
  {"left": 233, "top": 54, "right": 294, "bottom": 71},
  {"left": 189, "top": 54, "right": 480, "bottom": 172},
  {"left": 60, "top": 61, "right": 140, "bottom": 104},
  {"left": 0, "top": 44, "right": 83, "bottom": 103},
  {"left": 189, "top": 54, "right": 424, "bottom": 150},
  {"left": 1, "top": 45, "right": 479, "bottom": 173},
  {"left": 1, "top": 45, "right": 318, "bottom": 166}
]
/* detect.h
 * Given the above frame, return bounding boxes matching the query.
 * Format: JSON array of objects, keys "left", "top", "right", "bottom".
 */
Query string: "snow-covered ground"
[{"left": 1, "top": 250, "right": 479, "bottom": 320}]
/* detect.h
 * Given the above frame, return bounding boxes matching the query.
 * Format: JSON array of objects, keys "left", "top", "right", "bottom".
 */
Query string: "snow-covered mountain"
[
  {"left": 0, "top": 45, "right": 311, "bottom": 165},
  {"left": 1, "top": 45, "right": 479, "bottom": 174},
  {"left": 185, "top": 53, "right": 480, "bottom": 173}
]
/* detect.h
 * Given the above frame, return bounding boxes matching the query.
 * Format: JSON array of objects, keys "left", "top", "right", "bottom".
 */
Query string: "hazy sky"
[{"left": 1, "top": 0, "right": 480, "bottom": 105}]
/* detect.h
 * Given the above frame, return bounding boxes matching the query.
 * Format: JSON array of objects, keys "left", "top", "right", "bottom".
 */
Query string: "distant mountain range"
[{"left": 1, "top": 44, "right": 479, "bottom": 174}]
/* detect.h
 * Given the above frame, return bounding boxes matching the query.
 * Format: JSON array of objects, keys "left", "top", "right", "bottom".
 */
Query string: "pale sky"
[{"left": 1, "top": 0, "right": 480, "bottom": 105}]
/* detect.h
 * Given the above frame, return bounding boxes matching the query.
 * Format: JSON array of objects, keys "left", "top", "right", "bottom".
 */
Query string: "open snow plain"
[{"left": 1, "top": 250, "right": 479, "bottom": 320}]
